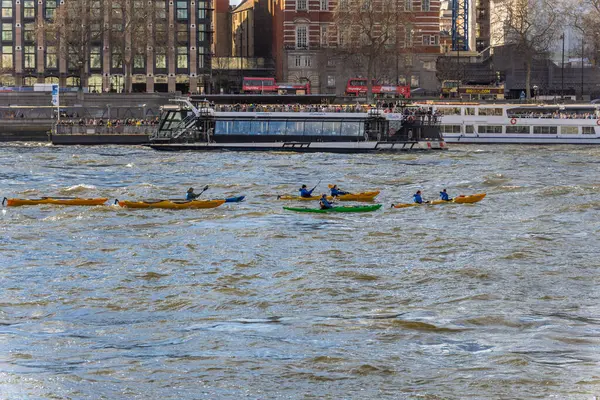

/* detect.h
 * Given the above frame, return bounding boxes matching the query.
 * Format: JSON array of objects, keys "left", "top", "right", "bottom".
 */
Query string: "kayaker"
[
  {"left": 319, "top": 194, "right": 334, "bottom": 209},
  {"left": 413, "top": 190, "right": 428, "bottom": 204},
  {"left": 299, "top": 184, "right": 316, "bottom": 198},
  {"left": 330, "top": 184, "right": 351, "bottom": 197},
  {"left": 439, "top": 189, "right": 452, "bottom": 201},
  {"left": 186, "top": 187, "right": 200, "bottom": 200}
]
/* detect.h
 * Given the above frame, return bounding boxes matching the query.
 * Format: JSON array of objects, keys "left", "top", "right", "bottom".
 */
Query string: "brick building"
[
  {"left": 276, "top": 0, "right": 443, "bottom": 94},
  {"left": 0, "top": 0, "right": 213, "bottom": 93}
]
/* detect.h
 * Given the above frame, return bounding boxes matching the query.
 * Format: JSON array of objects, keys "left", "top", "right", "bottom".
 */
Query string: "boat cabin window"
[
  {"left": 465, "top": 125, "right": 474, "bottom": 133},
  {"left": 478, "top": 125, "right": 502, "bottom": 134},
  {"left": 269, "top": 121, "right": 287, "bottom": 135},
  {"left": 436, "top": 107, "right": 461, "bottom": 115},
  {"left": 465, "top": 108, "right": 476, "bottom": 115},
  {"left": 159, "top": 110, "right": 184, "bottom": 131},
  {"left": 561, "top": 126, "right": 578, "bottom": 134},
  {"left": 533, "top": 126, "right": 557, "bottom": 134},
  {"left": 478, "top": 108, "right": 503, "bottom": 116},
  {"left": 286, "top": 121, "right": 305, "bottom": 135},
  {"left": 506, "top": 126, "right": 530, "bottom": 134},
  {"left": 582, "top": 127, "right": 596, "bottom": 134},
  {"left": 440, "top": 125, "right": 461, "bottom": 133},
  {"left": 250, "top": 120, "right": 269, "bottom": 135},
  {"left": 214, "top": 118, "right": 363, "bottom": 137}
]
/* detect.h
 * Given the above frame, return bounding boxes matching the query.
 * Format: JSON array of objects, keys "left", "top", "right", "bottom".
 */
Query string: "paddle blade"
[{"left": 328, "top": 184, "right": 335, "bottom": 189}]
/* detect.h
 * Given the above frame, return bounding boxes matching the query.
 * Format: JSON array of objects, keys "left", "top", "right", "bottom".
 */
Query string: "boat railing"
[{"left": 171, "top": 114, "right": 200, "bottom": 139}]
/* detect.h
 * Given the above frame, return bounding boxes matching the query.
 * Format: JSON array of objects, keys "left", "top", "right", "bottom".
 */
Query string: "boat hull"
[
  {"left": 117, "top": 199, "right": 225, "bottom": 209},
  {"left": 283, "top": 204, "right": 382, "bottom": 213},
  {"left": 278, "top": 191, "right": 380, "bottom": 202},
  {"left": 3, "top": 197, "right": 108, "bottom": 206}
]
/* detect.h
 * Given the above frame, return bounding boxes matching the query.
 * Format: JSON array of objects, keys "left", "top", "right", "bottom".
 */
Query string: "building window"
[
  {"left": 422, "top": 0, "right": 430, "bottom": 11},
  {"left": 1, "top": 23, "right": 12, "bottom": 41},
  {"left": 411, "top": 75, "right": 419, "bottom": 87},
  {"left": 198, "top": 24, "right": 206, "bottom": 42},
  {"left": 156, "top": 47, "right": 167, "bottom": 69},
  {"left": 23, "top": 76, "right": 36, "bottom": 87},
  {"left": 156, "top": 2, "right": 167, "bottom": 19},
  {"left": 296, "top": 26, "right": 308, "bottom": 48},
  {"left": 177, "top": 1, "right": 188, "bottom": 19},
  {"left": 198, "top": 1, "right": 207, "bottom": 18},
  {"left": 24, "top": 0, "right": 35, "bottom": 18},
  {"left": 1, "top": 46, "right": 12, "bottom": 69},
  {"left": 46, "top": 46, "right": 57, "bottom": 68},
  {"left": 2, "top": 0, "right": 12, "bottom": 18},
  {"left": 24, "top": 46, "right": 36, "bottom": 69},
  {"left": 177, "top": 23, "right": 188, "bottom": 43},
  {"left": 320, "top": 0, "right": 328, "bottom": 10},
  {"left": 405, "top": 27, "right": 413, "bottom": 47},
  {"left": 198, "top": 49, "right": 205, "bottom": 69},
  {"left": 297, "top": 0, "right": 307, "bottom": 11},
  {"left": 295, "top": 55, "right": 301, "bottom": 67},
  {"left": 90, "top": 47, "right": 101, "bottom": 69},
  {"left": 303, "top": 56, "right": 311, "bottom": 67},
  {"left": 24, "top": 23, "right": 35, "bottom": 42},
  {"left": 134, "top": 54, "right": 145, "bottom": 69},
  {"left": 112, "top": 51, "right": 123, "bottom": 69},
  {"left": 177, "top": 47, "right": 188, "bottom": 69},
  {"left": 422, "top": 35, "right": 430, "bottom": 45},
  {"left": 45, "top": 0, "right": 57, "bottom": 19},
  {"left": 320, "top": 25, "right": 328, "bottom": 47},
  {"left": 404, "top": 0, "right": 412, "bottom": 11},
  {"left": 327, "top": 75, "right": 335, "bottom": 88}
]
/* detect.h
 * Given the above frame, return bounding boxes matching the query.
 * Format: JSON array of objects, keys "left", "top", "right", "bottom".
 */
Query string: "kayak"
[
  {"left": 116, "top": 199, "right": 225, "bottom": 209},
  {"left": 392, "top": 193, "right": 486, "bottom": 209},
  {"left": 278, "top": 191, "right": 380, "bottom": 202},
  {"left": 2, "top": 197, "right": 108, "bottom": 207},
  {"left": 283, "top": 204, "right": 382, "bottom": 213},
  {"left": 225, "top": 195, "right": 245, "bottom": 203}
]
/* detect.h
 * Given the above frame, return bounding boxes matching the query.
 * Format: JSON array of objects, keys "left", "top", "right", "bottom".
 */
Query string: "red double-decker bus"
[
  {"left": 242, "top": 77, "right": 278, "bottom": 94},
  {"left": 242, "top": 77, "right": 311, "bottom": 95},
  {"left": 345, "top": 78, "right": 411, "bottom": 98}
]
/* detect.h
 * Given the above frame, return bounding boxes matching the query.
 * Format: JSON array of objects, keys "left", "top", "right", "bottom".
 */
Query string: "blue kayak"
[{"left": 225, "top": 195, "right": 245, "bottom": 203}]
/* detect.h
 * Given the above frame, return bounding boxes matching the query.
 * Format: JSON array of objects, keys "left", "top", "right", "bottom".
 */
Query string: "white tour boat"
[{"left": 432, "top": 103, "right": 600, "bottom": 144}]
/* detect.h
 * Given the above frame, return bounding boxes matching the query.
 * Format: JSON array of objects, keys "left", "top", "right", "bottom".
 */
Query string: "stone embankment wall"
[{"left": 0, "top": 92, "right": 175, "bottom": 141}]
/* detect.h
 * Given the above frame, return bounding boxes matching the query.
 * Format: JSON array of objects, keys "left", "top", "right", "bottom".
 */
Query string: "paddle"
[
  {"left": 190, "top": 185, "right": 209, "bottom": 200},
  {"left": 310, "top": 179, "right": 322, "bottom": 195}
]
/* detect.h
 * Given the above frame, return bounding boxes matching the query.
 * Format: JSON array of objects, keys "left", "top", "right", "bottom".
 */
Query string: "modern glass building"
[{"left": 0, "top": 0, "right": 213, "bottom": 93}]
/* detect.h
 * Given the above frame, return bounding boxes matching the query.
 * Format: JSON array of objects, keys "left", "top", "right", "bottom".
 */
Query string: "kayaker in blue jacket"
[
  {"left": 320, "top": 194, "right": 334, "bottom": 209},
  {"left": 439, "top": 189, "right": 452, "bottom": 201},
  {"left": 299, "top": 184, "right": 316, "bottom": 198},
  {"left": 330, "top": 184, "right": 351, "bottom": 197},
  {"left": 186, "top": 187, "right": 200, "bottom": 200},
  {"left": 413, "top": 190, "right": 428, "bottom": 204}
]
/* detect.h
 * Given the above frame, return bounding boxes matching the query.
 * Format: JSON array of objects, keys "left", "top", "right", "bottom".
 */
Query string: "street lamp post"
[
  {"left": 581, "top": 33, "right": 584, "bottom": 100},
  {"left": 561, "top": 33, "right": 565, "bottom": 100}
]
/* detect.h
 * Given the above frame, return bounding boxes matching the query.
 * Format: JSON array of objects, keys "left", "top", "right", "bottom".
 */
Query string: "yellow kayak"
[
  {"left": 3, "top": 197, "right": 108, "bottom": 207},
  {"left": 393, "top": 193, "right": 486, "bottom": 209},
  {"left": 278, "top": 191, "right": 380, "bottom": 202},
  {"left": 116, "top": 199, "right": 225, "bottom": 209}
]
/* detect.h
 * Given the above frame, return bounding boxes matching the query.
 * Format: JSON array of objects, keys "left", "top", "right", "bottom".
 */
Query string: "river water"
[{"left": 1, "top": 143, "right": 600, "bottom": 399}]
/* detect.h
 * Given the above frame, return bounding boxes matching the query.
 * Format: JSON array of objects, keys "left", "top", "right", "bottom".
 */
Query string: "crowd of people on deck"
[
  {"left": 507, "top": 111, "right": 600, "bottom": 119},
  {"left": 211, "top": 102, "right": 440, "bottom": 116},
  {"left": 56, "top": 117, "right": 160, "bottom": 127}
]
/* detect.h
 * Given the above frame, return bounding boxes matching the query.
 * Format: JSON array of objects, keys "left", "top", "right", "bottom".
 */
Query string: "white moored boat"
[{"left": 433, "top": 103, "right": 600, "bottom": 144}]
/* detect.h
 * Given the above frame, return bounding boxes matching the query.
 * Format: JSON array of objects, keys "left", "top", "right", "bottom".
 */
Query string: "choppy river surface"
[{"left": 1, "top": 143, "right": 600, "bottom": 399}]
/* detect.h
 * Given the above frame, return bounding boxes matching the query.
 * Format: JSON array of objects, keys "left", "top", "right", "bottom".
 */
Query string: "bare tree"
[
  {"left": 110, "top": 0, "right": 152, "bottom": 93},
  {"left": 492, "top": 0, "right": 562, "bottom": 99},
  {"left": 41, "top": 0, "right": 103, "bottom": 89},
  {"left": 332, "top": 0, "right": 409, "bottom": 102}
]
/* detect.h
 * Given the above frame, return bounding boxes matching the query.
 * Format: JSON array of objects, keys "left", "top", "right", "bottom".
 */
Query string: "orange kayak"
[
  {"left": 3, "top": 197, "right": 108, "bottom": 207},
  {"left": 392, "top": 193, "right": 486, "bottom": 208},
  {"left": 116, "top": 199, "right": 225, "bottom": 209}
]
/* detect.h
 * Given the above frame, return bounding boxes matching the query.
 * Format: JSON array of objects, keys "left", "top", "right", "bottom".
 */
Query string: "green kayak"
[{"left": 283, "top": 204, "right": 382, "bottom": 213}]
